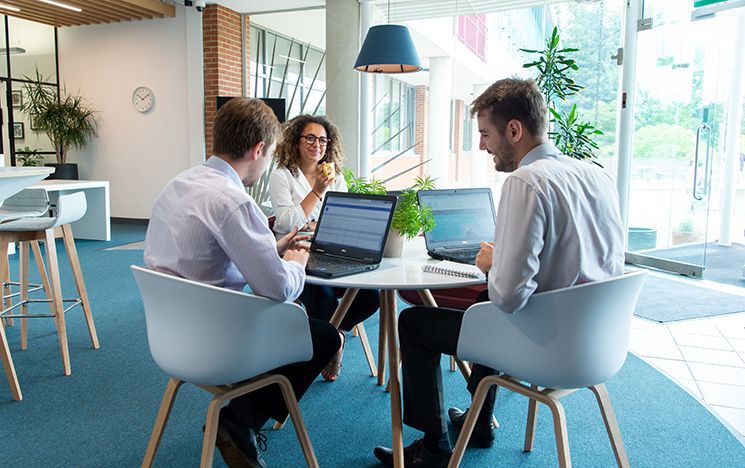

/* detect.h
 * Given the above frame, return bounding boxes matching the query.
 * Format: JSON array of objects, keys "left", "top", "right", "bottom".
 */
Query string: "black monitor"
[{"left": 216, "top": 96, "right": 286, "bottom": 123}]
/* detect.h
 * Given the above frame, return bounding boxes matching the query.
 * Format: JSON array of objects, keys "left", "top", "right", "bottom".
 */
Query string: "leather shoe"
[
  {"left": 373, "top": 439, "right": 451, "bottom": 467},
  {"left": 215, "top": 409, "right": 268, "bottom": 468},
  {"left": 448, "top": 407, "right": 495, "bottom": 448}
]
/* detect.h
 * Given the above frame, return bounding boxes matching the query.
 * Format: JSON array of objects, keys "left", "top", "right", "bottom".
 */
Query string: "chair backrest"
[
  {"left": 52, "top": 191, "right": 87, "bottom": 227},
  {"left": 457, "top": 271, "right": 647, "bottom": 389},
  {"left": 0, "top": 188, "right": 49, "bottom": 218},
  {"left": 131, "top": 266, "right": 313, "bottom": 386}
]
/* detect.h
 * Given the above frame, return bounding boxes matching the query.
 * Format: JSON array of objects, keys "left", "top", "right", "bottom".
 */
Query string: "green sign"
[{"left": 694, "top": 0, "right": 728, "bottom": 6}]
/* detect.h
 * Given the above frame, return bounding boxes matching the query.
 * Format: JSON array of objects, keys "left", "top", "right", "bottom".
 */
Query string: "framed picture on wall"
[
  {"left": 11, "top": 90, "right": 23, "bottom": 108},
  {"left": 30, "top": 114, "right": 42, "bottom": 131},
  {"left": 13, "top": 122, "right": 24, "bottom": 139}
]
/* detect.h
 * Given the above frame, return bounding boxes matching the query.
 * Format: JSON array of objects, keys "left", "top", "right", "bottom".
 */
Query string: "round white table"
[{"left": 306, "top": 238, "right": 485, "bottom": 468}]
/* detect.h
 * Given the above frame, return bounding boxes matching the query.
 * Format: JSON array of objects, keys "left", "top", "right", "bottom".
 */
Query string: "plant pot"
[
  {"left": 627, "top": 227, "right": 657, "bottom": 252},
  {"left": 383, "top": 229, "right": 405, "bottom": 258},
  {"left": 671, "top": 231, "right": 704, "bottom": 246},
  {"left": 45, "top": 163, "right": 79, "bottom": 180}
]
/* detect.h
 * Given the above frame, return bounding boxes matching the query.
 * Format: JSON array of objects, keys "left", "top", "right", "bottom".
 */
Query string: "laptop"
[
  {"left": 417, "top": 188, "right": 497, "bottom": 265},
  {"left": 305, "top": 191, "right": 397, "bottom": 278}
]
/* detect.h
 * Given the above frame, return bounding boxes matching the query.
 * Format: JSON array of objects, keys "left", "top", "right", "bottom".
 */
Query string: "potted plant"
[
  {"left": 520, "top": 26, "right": 603, "bottom": 164},
  {"left": 16, "top": 146, "right": 44, "bottom": 167},
  {"left": 671, "top": 216, "right": 703, "bottom": 245},
  {"left": 343, "top": 169, "right": 436, "bottom": 257},
  {"left": 20, "top": 70, "right": 98, "bottom": 180}
]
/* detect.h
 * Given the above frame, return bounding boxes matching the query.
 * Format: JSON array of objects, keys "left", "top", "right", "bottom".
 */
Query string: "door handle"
[{"left": 693, "top": 123, "right": 711, "bottom": 201}]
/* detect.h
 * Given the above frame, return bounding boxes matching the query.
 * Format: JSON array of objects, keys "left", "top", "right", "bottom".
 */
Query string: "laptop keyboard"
[
  {"left": 307, "top": 254, "right": 363, "bottom": 270},
  {"left": 436, "top": 249, "right": 479, "bottom": 264}
]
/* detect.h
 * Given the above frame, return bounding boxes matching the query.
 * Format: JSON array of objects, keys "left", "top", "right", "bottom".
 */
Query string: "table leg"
[
  {"left": 383, "top": 289, "right": 404, "bottom": 468},
  {"left": 329, "top": 288, "right": 359, "bottom": 329}
]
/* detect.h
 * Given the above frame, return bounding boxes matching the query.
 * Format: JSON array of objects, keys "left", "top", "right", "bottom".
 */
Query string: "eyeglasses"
[{"left": 300, "top": 134, "right": 330, "bottom": 147}]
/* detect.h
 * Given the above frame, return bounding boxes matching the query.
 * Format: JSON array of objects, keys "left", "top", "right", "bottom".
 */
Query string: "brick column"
[
  {"left": 203, "top": 4, "right": 247, "bottom": 155},
  {"left": 415, "top": 85, "right": 428, "bottom": 178}
]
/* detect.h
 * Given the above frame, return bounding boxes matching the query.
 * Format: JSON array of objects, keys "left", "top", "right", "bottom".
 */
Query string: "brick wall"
[
  {"left": 414, "top": 85, "right": 428, "bottom": 179},
  {"left": 203, "top": 4, "right": 250, "bottom": 155}
]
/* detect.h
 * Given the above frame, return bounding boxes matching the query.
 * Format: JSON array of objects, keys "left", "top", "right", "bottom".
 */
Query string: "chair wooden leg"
[
  {"left": 448, "top": 376, "right": 498, "bottom": 468},
  {"left": 352, "top": 325, "right": 359, "bottom": 337},
  {"left": 450, "top": 356, "right": 457, "bottom": 372},
  {"left": 200, "top": 397, "right": 223, "bottom": 468},
  {"left": 272, "top": 418, "right": 286, "bottom": 430},
  {"left": 356, "top": 322, "right": 378, "bottom": 377},
  {"left": 545, "top": 395, "right": 571, "bottom": 468},
  {"left": 3, "top": 257, "right": 12, "bottom": 327},
  {"left": 62, "top": 224, "right": 99, "bottom": 349},
  {"left": 142, "top": 378, "right": 184, "bottom": 468},
  {"left": 0, "top": 313, "right": 22, "bottom": 401},
  {"left": 377, "top": 307, "right": 387, "bottom": 386},
  {"left": 19, "top": 242, "right": 29, "bottom": 350},
  {"left": 590, "top": 384, "right": 630, "bottom": 468},
  {"left": 44, "top": 230, "right": 71, "bottom": 376},
  {"left": 524, "top": 385, "right": 540, "bottom": 452},
  {"left": 277, "top": 375, "right": 320, "bottom": 468},
  {"left": 31, "top": 241, "right": 56, "bottom": 317}
]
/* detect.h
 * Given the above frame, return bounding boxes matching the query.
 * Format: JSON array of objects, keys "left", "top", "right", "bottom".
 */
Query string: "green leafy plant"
[
  {"left": 392, "top": 176, "right": 436, "bottom": 239},
  {"left": 676, "top": 217, "right": 695, "bottom": 233},
  {"left": 342, "top": 168, "right": 387, "bottom": 195},
  {"left": 343, "top": 169, "right": 436, "bottom": 240},
  {"left": 521, "top": 26, "right": 603, "bottom": 164},
  {"left": 16, "top": 146, "right": 44, "bottom": 166},
  {"left": 20, "top": 70, "right": 98, "bottom": 165}
]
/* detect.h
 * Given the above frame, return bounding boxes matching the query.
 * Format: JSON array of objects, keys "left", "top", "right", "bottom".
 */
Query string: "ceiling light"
[
  {"left": 0, "top": 3, "right": 21, "bottom": 12},
  {"left": 0, "top": 47, "right": 26, "bottom": 54},
  {"left": 354, "top": 24, "right": 422, "bottom": 74},
  {"left": 38, "top": 0, "right": 82, "bottom": 12}
]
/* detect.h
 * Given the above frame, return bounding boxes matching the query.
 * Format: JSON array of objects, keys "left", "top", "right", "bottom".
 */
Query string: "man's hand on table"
[{"left": 475, "top": 241, "right": 493, "bottom": 274}]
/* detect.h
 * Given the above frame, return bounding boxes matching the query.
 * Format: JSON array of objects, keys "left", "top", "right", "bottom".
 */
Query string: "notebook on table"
[
  {"left": 305, "top": 191, "right": 397, "bottom": 278},
  {"left": 417, "top": 188, "right": 497, "bottom": 265},
  {"left": 422, "top": 260, "right": 486, "bottom": 280}
]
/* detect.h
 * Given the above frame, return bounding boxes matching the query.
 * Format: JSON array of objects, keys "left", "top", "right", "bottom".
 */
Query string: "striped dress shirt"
[{"left": 144, "top": 156, "right": 305, "bottom": 302}]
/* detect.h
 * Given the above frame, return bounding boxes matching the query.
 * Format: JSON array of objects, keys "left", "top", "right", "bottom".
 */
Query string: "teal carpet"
[{"left": 1, "top": 224, "right": 744, "bottom": 467}]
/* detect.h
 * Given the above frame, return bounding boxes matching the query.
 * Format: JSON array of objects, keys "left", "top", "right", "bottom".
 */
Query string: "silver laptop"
[
  {"left": 306, "top": 191, "right": 397, "bottom": 278},
  {"left": 417, "top": 188, "right": 497, "bottom": 265}
]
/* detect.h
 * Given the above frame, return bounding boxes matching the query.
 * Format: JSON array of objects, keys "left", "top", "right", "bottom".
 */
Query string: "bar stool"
[
  {"left": 0, "top": 191, "right": 99, "bottom": 401},
  {"left": 1, "top": 189, "right": 51, "bottom": 328}
]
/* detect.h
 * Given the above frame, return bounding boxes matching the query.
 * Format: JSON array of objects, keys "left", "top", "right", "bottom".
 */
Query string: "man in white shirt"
[
  {"left": 145, "top": 97, "right": 339, "bottom": 468},
  {"left": 373, "top": 79, "right": 624, "bottom": 467}
]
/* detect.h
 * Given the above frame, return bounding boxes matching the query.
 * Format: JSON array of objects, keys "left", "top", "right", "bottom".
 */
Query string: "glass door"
[{"left": 625, "top": 1, "right": 743, "bottom": 277}]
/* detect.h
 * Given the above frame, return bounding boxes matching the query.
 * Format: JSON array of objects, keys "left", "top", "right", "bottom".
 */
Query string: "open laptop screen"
[
  {"left": 312, "top": 192, "right": 396, "bottom": 261},
  {"left": 417, "top": 188, "right": 497, "bottom": 250}
]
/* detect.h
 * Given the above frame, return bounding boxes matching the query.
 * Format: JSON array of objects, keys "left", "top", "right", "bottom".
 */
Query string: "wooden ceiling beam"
[
  {"left": 50, "top": 0, "right": 134, "bottom": 23},
  {"left": 121, "top": 0, "right": 176, "bottom": 17},
  {"left": 2, "top": 1, "right": 105, "bottom": 26},
  {"left": 0, "top": 2, "right": 84, "bottom": 26},
  {"left": 0, "top": 0, "right": 175, "bottom": 27}
]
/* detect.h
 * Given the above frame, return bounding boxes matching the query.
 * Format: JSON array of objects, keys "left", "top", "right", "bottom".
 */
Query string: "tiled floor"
[{"left": 629, "top": 271, "right": 745, "bottom": 440}]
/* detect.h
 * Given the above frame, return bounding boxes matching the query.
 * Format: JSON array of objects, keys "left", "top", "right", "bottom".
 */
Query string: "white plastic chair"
[
  {"left": 131, "top": 266, "right": 319, "bottom": 468},
  {"left": 448, "top": 271, "right": 647, "bottom": 468},
  {"left": 0, "top": 191, "right": 98, "bottom": 401}
]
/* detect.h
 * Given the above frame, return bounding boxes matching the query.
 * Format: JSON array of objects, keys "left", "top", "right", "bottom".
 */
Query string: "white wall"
[{"left": 57, "top": 7, "right": 204, "bottom": 219}]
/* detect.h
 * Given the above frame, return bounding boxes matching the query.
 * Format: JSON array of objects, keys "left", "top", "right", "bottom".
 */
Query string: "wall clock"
[{"left": 132, "top": 86, "right": 154, "bottom": 113}]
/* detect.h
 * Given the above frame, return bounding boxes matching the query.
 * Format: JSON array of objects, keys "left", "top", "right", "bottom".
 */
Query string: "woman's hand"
[
  {"left": 277, "top": 227, "right": 312, "bottom": 255},
  {"left": 312, "top": 164, "right": 336, "bottom": 195}
]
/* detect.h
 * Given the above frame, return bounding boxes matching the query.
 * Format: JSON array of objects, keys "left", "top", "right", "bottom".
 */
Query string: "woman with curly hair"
[{"left": 269, "top": 114, "right": 380, "bottom": 382}]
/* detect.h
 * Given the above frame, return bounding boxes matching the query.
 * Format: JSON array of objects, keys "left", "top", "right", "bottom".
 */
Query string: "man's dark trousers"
[{"left": 399, "top": 304, "right": 498, "bottom": 436}]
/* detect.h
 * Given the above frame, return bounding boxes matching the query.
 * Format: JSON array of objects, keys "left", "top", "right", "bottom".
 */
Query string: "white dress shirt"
[
  {"left": 269, "top": 166, "right": 348, "bottom": 234},
  {"left": 489, "top": 143, "right": 624, "bottom": 312},
  {"left": 144, "top": 156, "right": 305, "bottom": 302}
]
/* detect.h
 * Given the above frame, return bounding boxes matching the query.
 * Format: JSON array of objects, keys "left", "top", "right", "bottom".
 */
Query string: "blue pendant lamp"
[{"left": 354, "top": 24, "right": 422, "bottom": 73}]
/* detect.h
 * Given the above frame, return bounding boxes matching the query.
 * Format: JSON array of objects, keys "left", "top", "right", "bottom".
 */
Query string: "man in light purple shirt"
[
  {"left": 373, "top": 79, "right": 624, "bottom": 467},
  {"left": 145, "top": 98, "right": 339, "bottom": 468}
]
